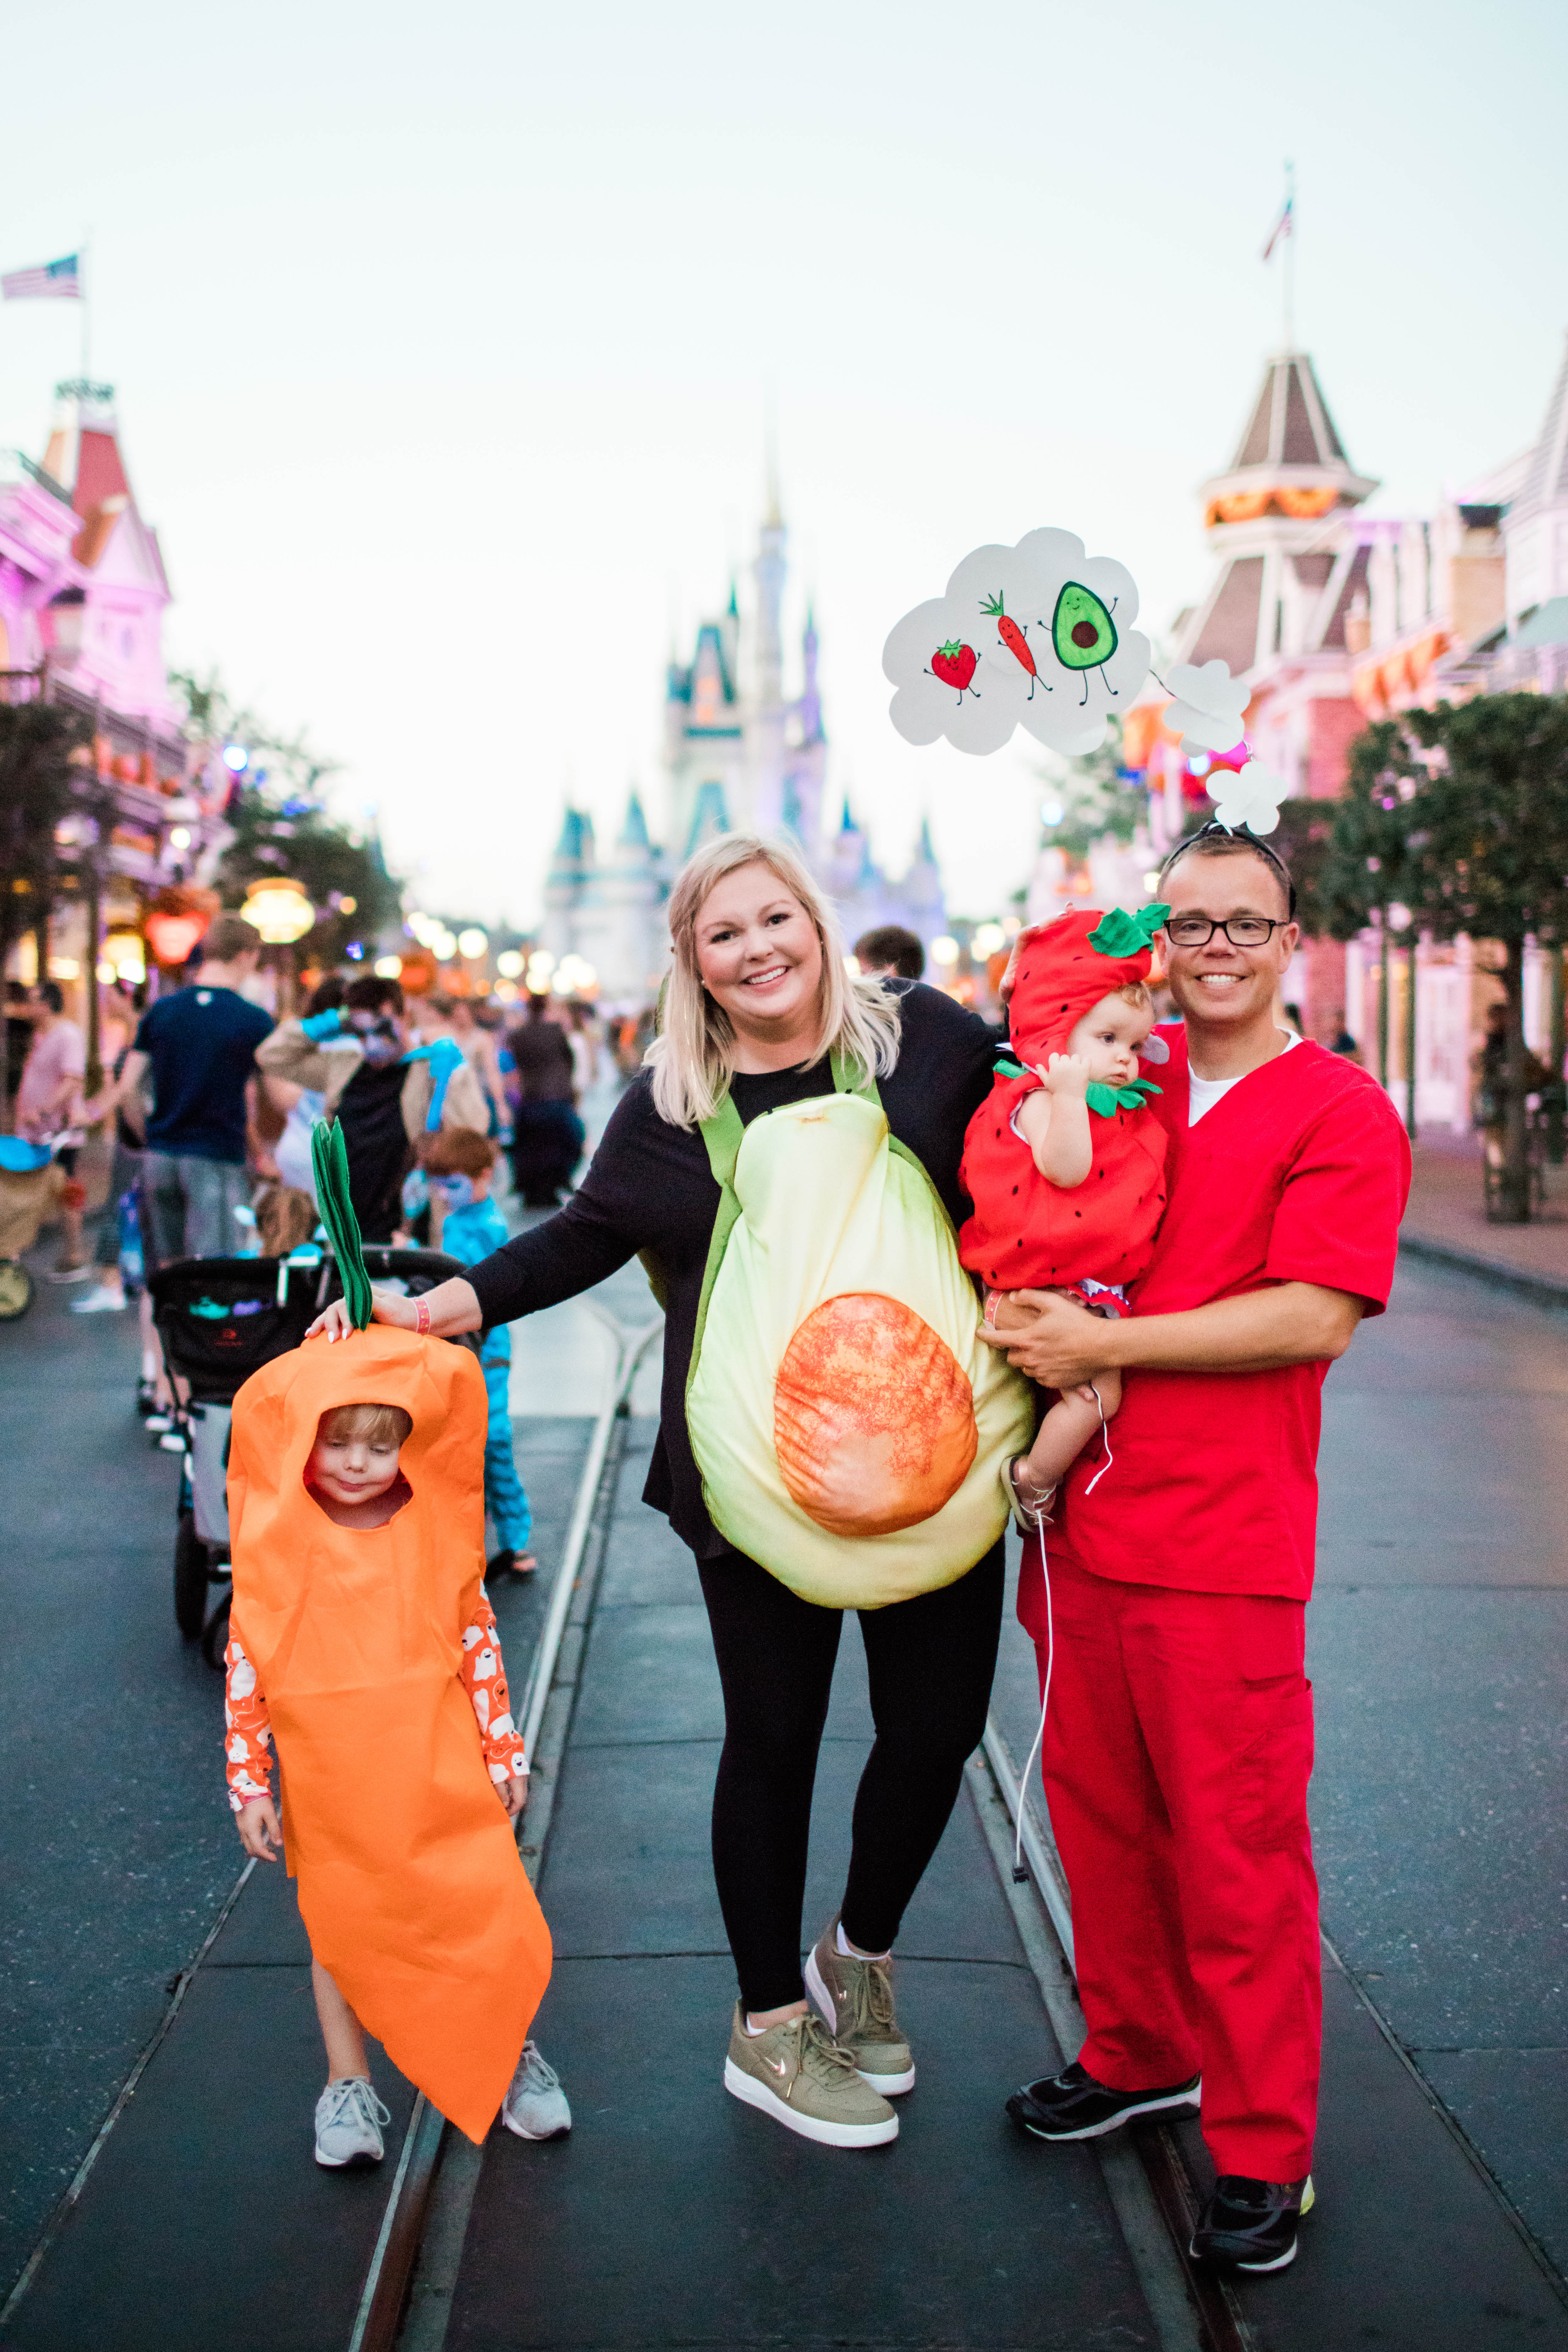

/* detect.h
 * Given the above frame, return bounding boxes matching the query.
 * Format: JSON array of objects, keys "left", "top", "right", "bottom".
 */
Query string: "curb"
[{"left": 1399, "top": 1229, "right": 1568, "bottom": 1312}]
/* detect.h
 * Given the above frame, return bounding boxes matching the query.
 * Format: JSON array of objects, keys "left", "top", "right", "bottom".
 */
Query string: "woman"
[{"left": 310, "top": 835, "right": 1012, "bottom": 2150}]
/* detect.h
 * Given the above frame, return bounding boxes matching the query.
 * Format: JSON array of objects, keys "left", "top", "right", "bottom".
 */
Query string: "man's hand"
[
  {"left": 979, "top": 1289, "right": 1119, "bottom": 1390},
  {"left": 1040, "top": 1053, "right": 1093, "bottom": 1099},
  {"left": 501, "top": 1772, "right": 529, "bottom": 1822},
  {"left": 978, "top": 1280, "right": 1365, "bottom": 1389},
  {"left": 236, "top": 1794, "right": 282, "bottom": 1861}
]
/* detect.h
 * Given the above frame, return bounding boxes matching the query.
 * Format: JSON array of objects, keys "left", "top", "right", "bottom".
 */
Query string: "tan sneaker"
[
  {"left": 804, "top": 1918, "right": 915, "bottom": 2094},
  {"left": 723, "top": 2004, "right": 898, "bottom": 2148}
]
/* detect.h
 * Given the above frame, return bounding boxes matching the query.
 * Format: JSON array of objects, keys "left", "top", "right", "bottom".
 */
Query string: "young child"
[
  {"left": 959, "top": 905, "right": 1170, "bottom": 1526},
  {"left": 420, "top": 1125, "right": 535, "bottom": 1576},
  {"left": 225, "top": 1320, "right": 568, "bottom": 2166}
]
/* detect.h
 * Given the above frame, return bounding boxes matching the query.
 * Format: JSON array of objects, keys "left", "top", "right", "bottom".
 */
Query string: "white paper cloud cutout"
[
  {"left": 1209, "top": 761, "right": 1282, "bottom": 836},
  {"left": 1160, "top": 659, "right": 1250, "bottom": 754},
  {"left": 884, "top": 527, "right": 1151, "bottom": 757}
]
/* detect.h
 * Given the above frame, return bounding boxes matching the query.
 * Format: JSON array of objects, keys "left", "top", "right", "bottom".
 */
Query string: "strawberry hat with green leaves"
[{"left": 1002, "top": 904, "right": 1169, "bottom": 1064}]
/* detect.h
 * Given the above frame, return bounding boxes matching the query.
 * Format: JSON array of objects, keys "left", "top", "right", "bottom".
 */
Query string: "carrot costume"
[{"left": 227, "top": 1129, "right": 551, "bottom": 2144}]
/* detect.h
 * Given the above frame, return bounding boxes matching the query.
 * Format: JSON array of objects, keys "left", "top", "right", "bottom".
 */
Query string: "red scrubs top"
[{"left": 1049, "top": 1027, "right": 1411, "bottom": 1601}]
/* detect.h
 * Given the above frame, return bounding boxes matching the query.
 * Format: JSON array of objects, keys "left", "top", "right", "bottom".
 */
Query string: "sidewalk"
[{"left": 1401, "top": 1129, "right": 1568, "bottom": 1303}]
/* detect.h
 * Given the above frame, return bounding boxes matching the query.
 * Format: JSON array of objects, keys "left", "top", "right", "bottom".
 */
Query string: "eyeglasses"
[{"left": 1164, "top": 915, "right": 1291, "bottom": 949}]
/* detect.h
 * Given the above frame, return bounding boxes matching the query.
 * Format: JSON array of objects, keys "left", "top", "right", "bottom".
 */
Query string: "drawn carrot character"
[
  {"left": 927, "top": 641, "right": 980, "bottom": 702},
  {"left": 981, "top": 593, "right": 1045, "bottom": 699}
]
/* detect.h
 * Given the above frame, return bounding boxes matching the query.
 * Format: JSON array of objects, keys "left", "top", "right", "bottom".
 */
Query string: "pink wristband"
[{"left": 415, "top": 1298, "right": 431, "bottom": 1335}]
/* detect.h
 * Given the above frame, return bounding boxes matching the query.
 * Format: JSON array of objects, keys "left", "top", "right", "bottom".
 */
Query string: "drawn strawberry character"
[{"left": 928, "top": 641, "right": 979, "bottom": 701}]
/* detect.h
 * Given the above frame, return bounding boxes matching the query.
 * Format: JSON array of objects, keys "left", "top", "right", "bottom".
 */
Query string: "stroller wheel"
[
  {"left": 0, "top": 1259, "right": 35, "bottom": 1321},
  {"left": 201, "top": 1587, "right": 233, "bottom": 1672},
  {"left": 174, "top": 1509, "right": 210, "bottom": 1639}
]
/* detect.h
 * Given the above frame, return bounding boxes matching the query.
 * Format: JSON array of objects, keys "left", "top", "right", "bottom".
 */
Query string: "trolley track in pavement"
[
  {"left": 370, "top": 1300, "right": 1568, "bottom": 2352},
  {"left": 370, "top": 1311, "right": 1215, "bottom": 2352}
]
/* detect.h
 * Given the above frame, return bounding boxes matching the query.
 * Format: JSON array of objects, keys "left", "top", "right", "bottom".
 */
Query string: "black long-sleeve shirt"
[{"left": 466, "top": 982, "right": 998, "bottom": 1558}]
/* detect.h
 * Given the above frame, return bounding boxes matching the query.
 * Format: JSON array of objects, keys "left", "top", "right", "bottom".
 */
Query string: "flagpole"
[
  {"left": 79, "top": 234, "right": 91, "bottom": 387},
  {"left": 1282, "top": 161, "right": 1295, "bottom": 351}
]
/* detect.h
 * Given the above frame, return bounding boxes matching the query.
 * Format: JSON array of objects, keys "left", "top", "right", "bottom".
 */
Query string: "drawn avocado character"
[{"left": 1051, "top": 581, "right": 1120, "bottom": 703}]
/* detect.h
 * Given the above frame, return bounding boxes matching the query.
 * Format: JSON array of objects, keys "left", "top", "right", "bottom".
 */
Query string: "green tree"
[
  {"left": 0, "top": 700, "right": 93, "bottom": 1115},
  {"left": 1316, "top": 693, "right": 1568, "bottom": 1221},
  {"left": 169, "top": 668, "right": 401, "bottom": 966},
  {"left": 1037, "top": 719, "right": 1146, "bottom": 859}
]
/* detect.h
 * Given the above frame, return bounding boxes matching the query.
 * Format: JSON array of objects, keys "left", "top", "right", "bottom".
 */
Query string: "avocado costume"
[
  {"left": 684, "top": 1054, "right": 1032, "bottom": 1610},
  {"left": 227, "top": 1123, "right": 552, "bottom": 2143}
]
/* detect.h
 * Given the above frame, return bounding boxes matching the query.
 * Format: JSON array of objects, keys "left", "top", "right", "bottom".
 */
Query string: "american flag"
[
  {"left": 1, "top": 253, "right": 82, "bottom": 301},
  {"left": 1261, "top": 198, "right": 1293, "bottom": 264}
]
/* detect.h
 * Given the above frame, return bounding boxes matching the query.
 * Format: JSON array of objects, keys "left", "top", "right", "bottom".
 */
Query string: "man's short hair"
[
  {"left": 32, "top": 980, "right": 64, "bottom": 1015},
  {"left": 304, "top": 974, "right": 347, "bottom": 1018},
  {"left": 1157, "top": 823, "right": 1296, "bottom": 918},
  {"left": 345, "top": 973, "right": 405, "bottom": 1017},
  {"left": 423, "top": 990, "right": 457, "bottom": 1019},
  {"left": 854, "top": 924, "right": 926, "bottom": 980},
  {"left": 202, "top": 914, "right": 262, "bottom": 964}
]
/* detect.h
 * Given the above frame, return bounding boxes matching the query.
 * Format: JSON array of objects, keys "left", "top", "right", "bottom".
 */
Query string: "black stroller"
[{"left": 150, "top": 1245, "right": 475, "bottom": 1664}]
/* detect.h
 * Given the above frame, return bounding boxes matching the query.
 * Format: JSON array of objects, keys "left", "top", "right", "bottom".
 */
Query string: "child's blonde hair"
[
  {"left": 1113, "top": 980, "right": 1154, "bottom": 1016},
  {"left": 316, "top": 1401, "right": 412, "bottom": 1449}
]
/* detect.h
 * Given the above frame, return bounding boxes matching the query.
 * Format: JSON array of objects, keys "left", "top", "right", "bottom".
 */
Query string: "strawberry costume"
[{"left": 958, "top": 906, "right": 1169, "bottom": 1304}]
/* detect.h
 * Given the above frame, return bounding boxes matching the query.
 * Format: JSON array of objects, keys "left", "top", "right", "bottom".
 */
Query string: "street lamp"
[{"left": 240, "top": 879, "right": 315, "bottom": 945}]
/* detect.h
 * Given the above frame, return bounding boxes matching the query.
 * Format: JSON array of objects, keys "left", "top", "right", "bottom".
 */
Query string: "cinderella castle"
[{"left": 538, "top": 499, "right": 947, "bottom": 1009}]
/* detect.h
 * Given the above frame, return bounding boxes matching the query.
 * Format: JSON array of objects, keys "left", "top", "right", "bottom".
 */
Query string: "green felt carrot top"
[{"left": 310, "top": 1117, "right": 374, "bottom": 1331}]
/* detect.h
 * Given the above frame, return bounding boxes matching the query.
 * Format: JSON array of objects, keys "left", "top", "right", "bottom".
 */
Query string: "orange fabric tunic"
[{"left": 227, "top": 1323, "right": 552, "bottom": 2144}]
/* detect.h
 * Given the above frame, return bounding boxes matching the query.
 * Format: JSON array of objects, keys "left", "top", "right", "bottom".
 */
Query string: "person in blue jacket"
[{"left": 419, "top": 1126, "right": 535, "bottom": 1576}]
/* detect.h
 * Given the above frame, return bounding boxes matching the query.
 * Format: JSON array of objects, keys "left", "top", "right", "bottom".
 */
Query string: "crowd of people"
[
  {"left": 5, "top": 920, "right": 601, "bottom": 1568},
  {"left": 9, "top": 835, "right": 1413, "bottom": 2283}
]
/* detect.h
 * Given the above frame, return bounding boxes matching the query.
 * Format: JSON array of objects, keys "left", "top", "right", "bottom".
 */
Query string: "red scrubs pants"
[{"left": 1022, "top": 1538, "right": 1320, "bottom": 2181}]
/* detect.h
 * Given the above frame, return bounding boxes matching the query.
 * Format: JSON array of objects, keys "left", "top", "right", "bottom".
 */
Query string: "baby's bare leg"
[
  {"left": 1019, "top": 1387, "right": 1110, "bottom": 1492},
  {"left": 312, "top": 1957, "right": 370, "bottom": 2082}
]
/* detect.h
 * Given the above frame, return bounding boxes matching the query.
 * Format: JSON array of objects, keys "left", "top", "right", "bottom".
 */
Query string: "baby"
[
  {"left": 959, "top": 905, "right": 1171, "bottom": 1527},
  {"left": 227, "top": 1394, "right": 566, "bottom": 2166}
]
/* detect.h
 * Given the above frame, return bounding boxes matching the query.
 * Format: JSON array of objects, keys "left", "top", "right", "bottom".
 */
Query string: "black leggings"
[{"left": 696, "top": 1543, "right": 1005, "bottom": 2012}]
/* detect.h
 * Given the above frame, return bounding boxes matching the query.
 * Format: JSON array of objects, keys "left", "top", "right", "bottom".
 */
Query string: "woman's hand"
[
  {"left": 307, "top": 1287, "right": 420, "bottom": 1343},
  {"left": 500, "top": 1772, "right": 529, "bottom": 1822},
  {"left": 236, "top": 1794, "right": 282, "bottom": 1861},
  {"left": 307, "top": 1275, "right": 482, "bottom": 1346}
]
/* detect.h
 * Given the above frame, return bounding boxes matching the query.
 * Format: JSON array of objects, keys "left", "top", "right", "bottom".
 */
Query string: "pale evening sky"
[{"left": 2, "top": 0, "right": 1564, "bottom": 930}]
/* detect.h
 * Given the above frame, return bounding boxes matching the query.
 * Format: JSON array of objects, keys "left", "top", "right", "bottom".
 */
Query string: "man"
[
  {"left": 15, "top": 981, "right": 89, "bottom": 1277},
  {"left": 503, "top": 991, "right": 582, "bottom": 1209},
  {"left": 256, "top": 973, "right": 487, "bottom": 1241},
  {"left": 987, "top": 825, "right": 1410, "bottom": 2275},
  {"left": 854, "top": 924, "right": 925, "bottom": 981},
  {"left": 119, "top": 916, "right": 274, "bottom": 1265}
]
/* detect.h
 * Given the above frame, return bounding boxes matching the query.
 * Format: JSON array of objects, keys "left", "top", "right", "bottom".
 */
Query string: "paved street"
[{"left": 2, "top": 1238, "right": 1566, "bottom": 2348}]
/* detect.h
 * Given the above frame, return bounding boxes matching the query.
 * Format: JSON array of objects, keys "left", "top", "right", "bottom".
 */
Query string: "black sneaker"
[
  {"left": 1191, "top": 2174, "right": 1315, "bottom": 2272},
  {"left": 1006, "top": 2058, "right": 1200, "bottom": 2141}
]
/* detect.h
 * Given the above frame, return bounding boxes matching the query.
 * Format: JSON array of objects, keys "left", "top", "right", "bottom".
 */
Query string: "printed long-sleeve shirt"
[{"left": 224, "top": 1586, "right": 527, "bottom": 1812}]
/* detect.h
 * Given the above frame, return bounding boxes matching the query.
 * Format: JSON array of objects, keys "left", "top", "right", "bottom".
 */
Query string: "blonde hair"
[
  {"left": 316, "top": 1401, "right": 412, "bottom": 1449},
  {"left": 646, "top": 833, "right": 904, "bottom": 1128}
]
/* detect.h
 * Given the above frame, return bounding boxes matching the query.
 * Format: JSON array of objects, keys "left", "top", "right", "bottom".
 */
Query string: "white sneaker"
[
  {"left": 501, "top": 2039, "right": 572, "bottom": 2140},
  {"left": 71, "top": 1285, "right": 128, "bottom": 1313},
  {"left": 314, "top": 2076, "right": 391, "bottom": 2167}
]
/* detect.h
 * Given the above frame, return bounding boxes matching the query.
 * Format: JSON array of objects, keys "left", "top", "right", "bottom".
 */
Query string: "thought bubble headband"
[{"left": 885, "top": 544, "right": 1287, "bottom": 836}]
